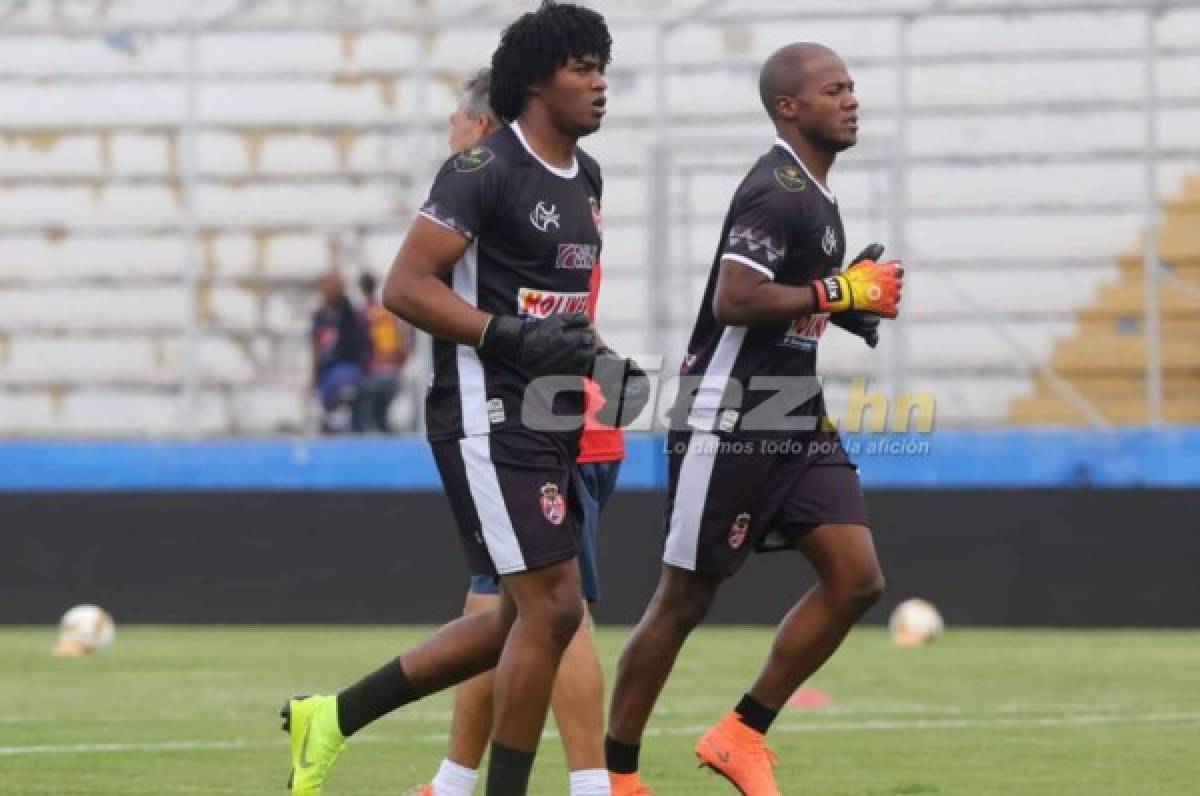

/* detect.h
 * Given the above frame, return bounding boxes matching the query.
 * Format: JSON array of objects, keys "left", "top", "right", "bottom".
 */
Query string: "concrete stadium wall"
[{"left": 6, "top": 488, "right": 1199, "bottom": 628}]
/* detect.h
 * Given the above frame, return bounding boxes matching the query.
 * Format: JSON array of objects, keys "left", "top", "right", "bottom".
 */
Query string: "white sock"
[
  {"left": 569, "top": 768, "right": 611, "bottom": 796},
  {"left": 431, "top": 758, "right": 479, "bottom": 796}
]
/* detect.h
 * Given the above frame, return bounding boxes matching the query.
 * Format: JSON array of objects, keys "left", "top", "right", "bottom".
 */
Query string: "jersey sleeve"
[
  {"left": 418, "top": 145, "right": 504, "bottom": 241},
  {"left": 720, "top": 182, "right": 791, "bottom": 280}
]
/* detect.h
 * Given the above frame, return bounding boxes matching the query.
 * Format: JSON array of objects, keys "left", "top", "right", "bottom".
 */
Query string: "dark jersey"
[
  {"left": 671, "top": 138, "right": 845, "bottom": 438},
  {"left": 312, "top": 298, "right": 368, "bottom": 379},
  {"left": 419, "top": 122, "right": 603, "bottom": 442}
]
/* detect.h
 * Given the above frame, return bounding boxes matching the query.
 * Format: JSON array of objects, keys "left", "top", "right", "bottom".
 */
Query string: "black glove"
[
  {"left": 830, "top": 243, "right": 885, "bottom": 348},
  {"left": 478, "top": 312, "right": 596, "bottom": 377},
  {"left": 591, "top": 346, "right": 652, "bottom": 428}
]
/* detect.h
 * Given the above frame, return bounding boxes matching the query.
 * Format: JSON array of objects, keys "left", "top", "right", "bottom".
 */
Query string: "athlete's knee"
[
  {"left": 648, "top": 573, "right": 716, "bottom": 637},
  {"left": 541, "top": 592, "right": 585, "bottom": 649},
  {"left": 521, "top": 572, "right": 585, "bottom": 648},
  {"left": 831, "top": 563, "right": 885, "bottom": 616}
]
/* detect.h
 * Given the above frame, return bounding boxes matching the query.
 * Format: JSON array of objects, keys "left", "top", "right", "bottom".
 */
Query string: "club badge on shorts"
[
  {"left": 540, "top": 483, "right": 566, "bottom": 526},
  {"left": 729, "top": 512, "right": 751, "bottom": 549}
]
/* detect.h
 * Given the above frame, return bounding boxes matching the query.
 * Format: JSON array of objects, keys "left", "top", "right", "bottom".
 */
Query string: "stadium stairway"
[{"left": 1010, "top": 175, "right": 1200, "bottom": 424}]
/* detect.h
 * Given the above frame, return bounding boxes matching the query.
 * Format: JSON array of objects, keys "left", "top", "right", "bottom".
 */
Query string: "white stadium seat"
[{"left": 1, "top": 1, "right": 1198, "bottom": 433}]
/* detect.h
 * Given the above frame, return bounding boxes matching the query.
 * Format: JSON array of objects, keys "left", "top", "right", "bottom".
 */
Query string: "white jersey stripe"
[
  {"left": 452, "top": 241, "right": 489, "bottom": 436},
  {"left": 663, "top": 432, "right": 721, "bottom": 571},
  {"left": 459, "top": 435, "right": 527, "bottom": 574},
  {"left": 418, "top": 210, "right": 461, "bottom": 235},
  {"left": 722, "top": 253, "right": 776, "bottom": 280},
  {"left": 686, "top": 325, "right": 746, "bottom": 432}
]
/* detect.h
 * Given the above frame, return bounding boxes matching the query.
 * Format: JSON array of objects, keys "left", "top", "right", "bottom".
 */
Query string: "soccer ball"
[
  {"left": 888, "top": 598, "right": 944, "bottom": 647},
  {"left": 53, "top": 604, "right": 115, "bottom": 656}
]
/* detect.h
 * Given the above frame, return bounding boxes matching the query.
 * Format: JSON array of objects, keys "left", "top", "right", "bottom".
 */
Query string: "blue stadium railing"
[{"left": 1, "top": 428, "right": 1198, "bottom": 491}]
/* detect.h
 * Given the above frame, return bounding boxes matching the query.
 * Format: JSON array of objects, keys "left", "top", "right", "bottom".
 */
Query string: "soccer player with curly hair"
[{"left": 279, "top": 4, "right": 628, "bottom": 795}]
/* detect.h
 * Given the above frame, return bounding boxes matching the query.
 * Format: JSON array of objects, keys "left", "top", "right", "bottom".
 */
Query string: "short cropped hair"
[{"left": 462, "top": 69, "right": 497, "bottom": 126}]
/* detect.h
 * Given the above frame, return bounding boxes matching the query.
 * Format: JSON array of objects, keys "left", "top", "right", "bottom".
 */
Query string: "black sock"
[
  {"left": 335, "top": 658, "right": 418, "bottom": 737},
  {"left": 735, "top": 693, "right": 779, "bottom": 735},
  {"left": 485, "top": 741, "right": 536, "bottom": 796},
  {"left": 605, "top": 735, "right": 641, "bottom": 774}
]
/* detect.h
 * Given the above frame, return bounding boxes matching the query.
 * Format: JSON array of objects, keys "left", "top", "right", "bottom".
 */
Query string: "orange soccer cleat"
[
  {"left": 609, "top": 771, "right": 655, "bottom": 796},
  {"left": 695, "top": 712, "right": 781, "bottom": 796}
]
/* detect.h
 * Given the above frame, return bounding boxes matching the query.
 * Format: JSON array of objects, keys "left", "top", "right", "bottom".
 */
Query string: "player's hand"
[
  {"left": 831, "top": 243, "right": 885, "bottom": 347},
  {"left": 592, "top": 347, "right": 652, "bottom": 428},
  {"left": 479, "top": 312, "right": 596, "bottom": 376},
  {"left": 811, "top": 255, "right": 904, "bottom": 318}
]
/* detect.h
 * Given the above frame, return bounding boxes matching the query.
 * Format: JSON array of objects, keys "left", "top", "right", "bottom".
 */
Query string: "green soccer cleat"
[{"left": 281, "top": 694, "right": 346, "bottom": 794}]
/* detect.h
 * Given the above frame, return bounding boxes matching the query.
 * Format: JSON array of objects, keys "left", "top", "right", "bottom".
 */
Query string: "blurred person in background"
[
  {"left": 311, "top": 269, "right": 370, "bottom": 433},
  {"left": 410, "top": 66, "right": 645, "bottom": 796},
  {"left": 358, "top": 270, "right": 411, "bottom": 433}
]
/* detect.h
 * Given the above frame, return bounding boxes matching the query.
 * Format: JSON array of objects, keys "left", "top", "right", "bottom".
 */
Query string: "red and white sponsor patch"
[
  {"left": 540, "top": 483, "right": 566, "bottom": 525},
  {"left": 781, "top": 313, "right": 829, "bottom": 349},
  {"left": 729, "top": 512, "right": 751, "bottom": 549},
  {"left": 517, "top": 287, "right": 590, "bottom": 319}
]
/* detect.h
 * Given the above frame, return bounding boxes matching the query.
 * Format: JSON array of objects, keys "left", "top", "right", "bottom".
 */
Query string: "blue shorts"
[{"left": 469, "top": 459, "right": 621, "bottom": 603}]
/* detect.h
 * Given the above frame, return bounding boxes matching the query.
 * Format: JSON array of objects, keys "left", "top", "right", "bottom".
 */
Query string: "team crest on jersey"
[
  {"left": 453, "top": 146, "right": 494, "bottom": 173},
  {"left": 530, "top": 201, "right": 561, "bottom": 232},
  {"left": 540, "top": 483, "right": 566, "bottom": 525},
  {"left": 822, "top": 225, "right": 839, "bottom": 256},
  {"left": 774, "top": 165, "right": 807, "bottom": 192},
  {"left": 729, "top": 513, "right": 751, "bottom": 549}
]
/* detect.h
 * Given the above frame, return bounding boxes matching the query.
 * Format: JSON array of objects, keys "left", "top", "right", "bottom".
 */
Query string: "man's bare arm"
[
  {"left": 382, "top": 216, "right": 491, "bottom": 346},
  {"left": 712, "top": 259, "right": 818, "bottom": 326}
]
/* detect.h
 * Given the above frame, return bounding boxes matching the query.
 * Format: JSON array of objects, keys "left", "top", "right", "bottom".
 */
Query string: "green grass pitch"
[{"left": 2, "top": 626, "right": 1198, "bottom": 794}]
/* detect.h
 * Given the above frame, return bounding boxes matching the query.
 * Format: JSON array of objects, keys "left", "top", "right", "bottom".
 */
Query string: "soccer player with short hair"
[
  {"left": 280, "top": 4, "right": 624, "bottom": 795},
  {"left": 605, "top": 43, "right": 904, "bottom": 796},
  {"left": 414, "top": 67, "right": 630, "bottom": 796}
]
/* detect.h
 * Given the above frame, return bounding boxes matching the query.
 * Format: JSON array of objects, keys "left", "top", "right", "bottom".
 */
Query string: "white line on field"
[{"left": 6, "top": 711, "right": 1198, "bottom": 758}]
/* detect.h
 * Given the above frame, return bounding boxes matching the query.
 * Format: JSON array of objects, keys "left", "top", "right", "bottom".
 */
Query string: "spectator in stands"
[
  {"left": 358, "top": 271, "right": 411, "bottom": 432},
  {"left": 311, "top": 269, "right": 370, "bottom": 433}
]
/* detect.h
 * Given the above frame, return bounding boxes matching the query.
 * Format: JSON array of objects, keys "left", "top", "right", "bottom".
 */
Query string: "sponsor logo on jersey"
[
  {"left": 556, "top": 243, "right": 599, "bottom": 270},
  {"left": 486, "top": 397, "right": 506, "bottom": 425},
  {"left": 774, "top": 165, "right": 807, "bottom": 192},
  {"left": 540, "top": 483, "right": 566, "bottom": 525},
  {"left": 453, "top": 146, "right": 494, "bottom": 173},
  {"left": 822, "top": 225, "right": 839, "bottom": 256},
  {"left": 729, "top": 513, "right": 751, "bottom": 549},
  {"left": 728, "top": 226, "right": 785, "bottom": 263},
  {"left": 530, "top": 201, "right": 561, "bottom": 232},
  {"left": 780, "top": 313, "right": 829, "bottom": 351},
  {"left": 517, "top": 287, "right": 590, "bottom": 319}
]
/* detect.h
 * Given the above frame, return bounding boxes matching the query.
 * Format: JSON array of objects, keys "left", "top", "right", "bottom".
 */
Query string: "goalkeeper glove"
[
  {"left": 478, "top": 312, "right": 596, "bottom": 377},
  {"left": 831, "top": 243, "right": 886, "bottom": 348},
  {"left": 811, "top": 248, "right": 903, "bottom": 319},
  {"left": 591, "top": 347, "right": 652, "bottom": 428}
]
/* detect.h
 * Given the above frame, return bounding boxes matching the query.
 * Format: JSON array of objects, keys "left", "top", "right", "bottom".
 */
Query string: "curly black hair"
[{"left": 489, "top": 1, "right": 612, "bottom": 123}]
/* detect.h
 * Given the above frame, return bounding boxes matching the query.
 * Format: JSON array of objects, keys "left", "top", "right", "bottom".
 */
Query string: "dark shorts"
[
  {"left": 662, "top": 431, "right": 869, "bottom": 578},
  {"left": 431, "top": 429, "right": 582, "bottom": 578},
  {"left": 470, "top": 459, "right": 621, "bottom": 603}
]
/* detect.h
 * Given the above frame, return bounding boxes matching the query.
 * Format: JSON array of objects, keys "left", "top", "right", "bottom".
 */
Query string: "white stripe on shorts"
[
  {"left": 662, "top": 431, "right": 720, "bottom": 572},
  {"left": 459, "top": 435, "right": 527, "bottom": 575}
]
